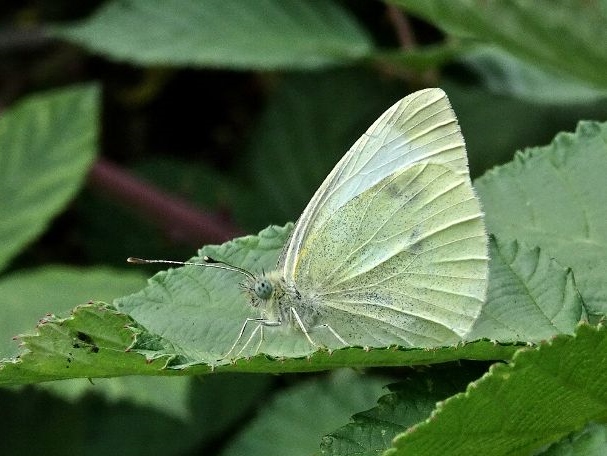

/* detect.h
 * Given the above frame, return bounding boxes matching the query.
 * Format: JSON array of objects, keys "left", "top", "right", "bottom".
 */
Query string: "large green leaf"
[
  {"left": 0, "top": 85, "right": 98, "bottom": 272},
  {"left": 116, "top": 224, "right": 517, "bottom": 366},
  {"left": 475, "top": 121, "right": 607, "bottom": 316},
  {"left": 52, "top": 0, "right": 372, "bottom": 69},
  {"left": 392, "top": 0, "right": 607, "bottom": 89},
  {"left": 322, "top": 324, "right": 607, "bottom": 456}
]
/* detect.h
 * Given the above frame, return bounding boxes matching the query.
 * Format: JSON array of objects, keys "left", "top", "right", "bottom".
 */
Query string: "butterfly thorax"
[{"left": 242, "top": 270, "right": 319, "bottom": 331}]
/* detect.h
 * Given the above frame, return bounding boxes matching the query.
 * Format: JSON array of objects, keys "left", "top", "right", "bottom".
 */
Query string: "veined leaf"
[
  {"left": 468, "top": 237, "right": 585, "bottom": 343},
  {"left": 388, "top": 324, "right": 607, "bottom": 455},
  {"left": 476, "top": 121, "right": 607, "bottom": 316}
]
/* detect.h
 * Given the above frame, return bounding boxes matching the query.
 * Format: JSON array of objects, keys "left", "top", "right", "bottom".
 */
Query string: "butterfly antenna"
[{"left": 127, "top": 256, "right": 256, "bottom": 281}]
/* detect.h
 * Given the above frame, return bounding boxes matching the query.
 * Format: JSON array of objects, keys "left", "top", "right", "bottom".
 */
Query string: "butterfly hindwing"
[{"left": 294, "top": 162, "right": 487, "bottom": 347}]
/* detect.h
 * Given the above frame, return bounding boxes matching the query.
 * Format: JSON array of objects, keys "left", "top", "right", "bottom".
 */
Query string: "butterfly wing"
[{"left": 280, "top": 88, "right": 488, "bottom": 347}]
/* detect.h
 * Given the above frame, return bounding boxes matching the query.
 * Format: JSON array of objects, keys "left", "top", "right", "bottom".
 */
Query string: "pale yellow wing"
[{"left": 279, "top": 88, "right": 488, "bottom": 346}]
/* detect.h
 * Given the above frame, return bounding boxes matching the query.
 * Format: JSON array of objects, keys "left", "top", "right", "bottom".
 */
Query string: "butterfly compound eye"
[{"left": 254, "top": 278, "right": 273, "bottom": 300}]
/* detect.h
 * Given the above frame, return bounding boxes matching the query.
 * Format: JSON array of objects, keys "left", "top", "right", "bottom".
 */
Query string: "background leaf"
[
  {"left": 52, "top": 0, "right": 373, "bottom": 69},
  {"left": 0, "top": 85, "right": 98, "bottom": 272},
  {"left": 241, "top": 69, "right": 405, "bottom": 226},
  {"left": 388, "top": 324, "right": 607, "bottom": 456},
  {"left": 392, "top": 0, "right": 607, "bottom": 89},
  {"left": 460, "top": 45, "right": 607, "bottom": 104},
  {"left": 1, "top": 374, "right": 273, "bottom": 456},
  {"left": 320, "top": 365, "right": 488, "bottom": 456},
  {"left": 222, "top": 369, "right": 388, "bottom": 456},
  {"left": 475, "top": 121, "right": 607, "bottom": 316}
]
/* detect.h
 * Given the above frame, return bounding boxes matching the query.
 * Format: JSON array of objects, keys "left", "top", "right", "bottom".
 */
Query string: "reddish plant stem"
[
  {"left": 88, "top": 158, "right": 244, "bottom": 247},
  {"left": 385, "top": 4, "right": 439, "bottom": 87},
  {"left": 386, "top": 4, "right": 417, "bottom": 50}
]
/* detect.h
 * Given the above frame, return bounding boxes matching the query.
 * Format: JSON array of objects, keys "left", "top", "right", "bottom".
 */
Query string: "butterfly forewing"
[
  {"left": 280, "top": 88, "right": 473, "bottom": 278},
  {"left": 279, "top": 88, "right": 488, "bottom": 347}
]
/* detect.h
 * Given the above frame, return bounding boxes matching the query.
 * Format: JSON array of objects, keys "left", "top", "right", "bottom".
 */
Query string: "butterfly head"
[{"left": 253, "top": 276, "right": 273, "bottom": 300}]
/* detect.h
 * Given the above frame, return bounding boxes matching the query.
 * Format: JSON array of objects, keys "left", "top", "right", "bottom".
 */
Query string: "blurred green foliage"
[{"left": 1, "top": 1, "right": 607, "bottom": 455}]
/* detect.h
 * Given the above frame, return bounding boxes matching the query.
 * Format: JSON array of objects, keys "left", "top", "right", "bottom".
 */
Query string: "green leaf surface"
[
  {"left": 392, "top": 0, "right": 607, "bottom": 88},
  {"left": 222, "top": 369, "right": 388, "bottom": 456},
  {"left": 461, "top": 45, "right": 607, "bottom": 104},
  {"left": 385, "top": 324, "right": 607, "bottom": 456},
  {"left": 475, "top": 121, "right": 607, "bottom": 316},
  {"left": 320, "top": 365, "right": 488, "bottom": 456},
  {"left": 52, "top": 0, "right": 372, "bottom": 69},
  {"left": 0, "top": 381, "right": 193, "bottom": 456},
  {"left": 0, "top": 84, "right": 99, "bottom": 272},
  {"left": 468, "top": 237, "right": 585, "bottom": 343},
  {"left": 4, "top": 223, "right": 593, "bottom": 383},
  {"left": 372, "top": 42, "right": 471, "bottom": 73},
  {"left": 0, "top": 294, "right": 515, "bottom": 384},
  {"left": 442, "top": 82, "right": 607, "bottom": 178},
  {"left": 0, "top": 237, "right": 517, "bottom": 384},
  {"left": 0, "top": 304, "right": 172, "bottom": 385},
  {"left": 0, "top": 266, "right": 146, "bottom": 358}
]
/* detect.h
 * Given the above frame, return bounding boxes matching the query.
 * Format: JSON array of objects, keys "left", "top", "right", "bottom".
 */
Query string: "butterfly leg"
[
  {"left": 290, "top": 307, "right": 319, "bottom": 348},
  {"left": 224, "top": 318, "right": 282, "bottom": 359},
  {"left": 315, "top": 323, "right": 349, "bottom": 347},
  {"left": 233, "top": 322, "right": 262, "bottom": 358}
]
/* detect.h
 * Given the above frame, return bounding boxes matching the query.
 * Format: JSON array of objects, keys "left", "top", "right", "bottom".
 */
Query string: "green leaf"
[
  {"left": 0, "top": 304, "right": 172, "bottom": 385},
  {"left": 0, "top": 225, "right": 519, "bottom": 385},
  {"left": 392, "top": 0, "right": 607, "bottom": 88},
  {"left": 118, "top": 224, "right": 292, "bottom": 362},
  {"left": 467, "top": 237, "right": 585, "bottom": 343},
  {"left": 52, "top": 0, "right": 373, "bottom": 70},
  {"left": 222, "top": 369, "right": 388, "bottom": 456},
  {"left": 371, "top": 42, "right": 472, "bottom": 73},
  {"left": 320, "top": 366, "right": 487, "bottom": 456},
  {"left": 0, "top": 266, "right": 146, "bottom": 359},
  {"left": 461, "top": 45, "right": 607, "bottom": 104},
  {"left": 386, "top": 324, "right": 607, "bottom": 456},
  {"left": 0, "top": 84, "right": 99, "bottom": 272},
  {"left": 475, "top": 121, "right": 607, "bottom": 316}
]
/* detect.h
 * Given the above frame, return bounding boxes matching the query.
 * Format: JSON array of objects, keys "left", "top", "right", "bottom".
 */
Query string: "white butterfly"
[{"left": 130, "top": 88, "right": 488, "bottom": 357}]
